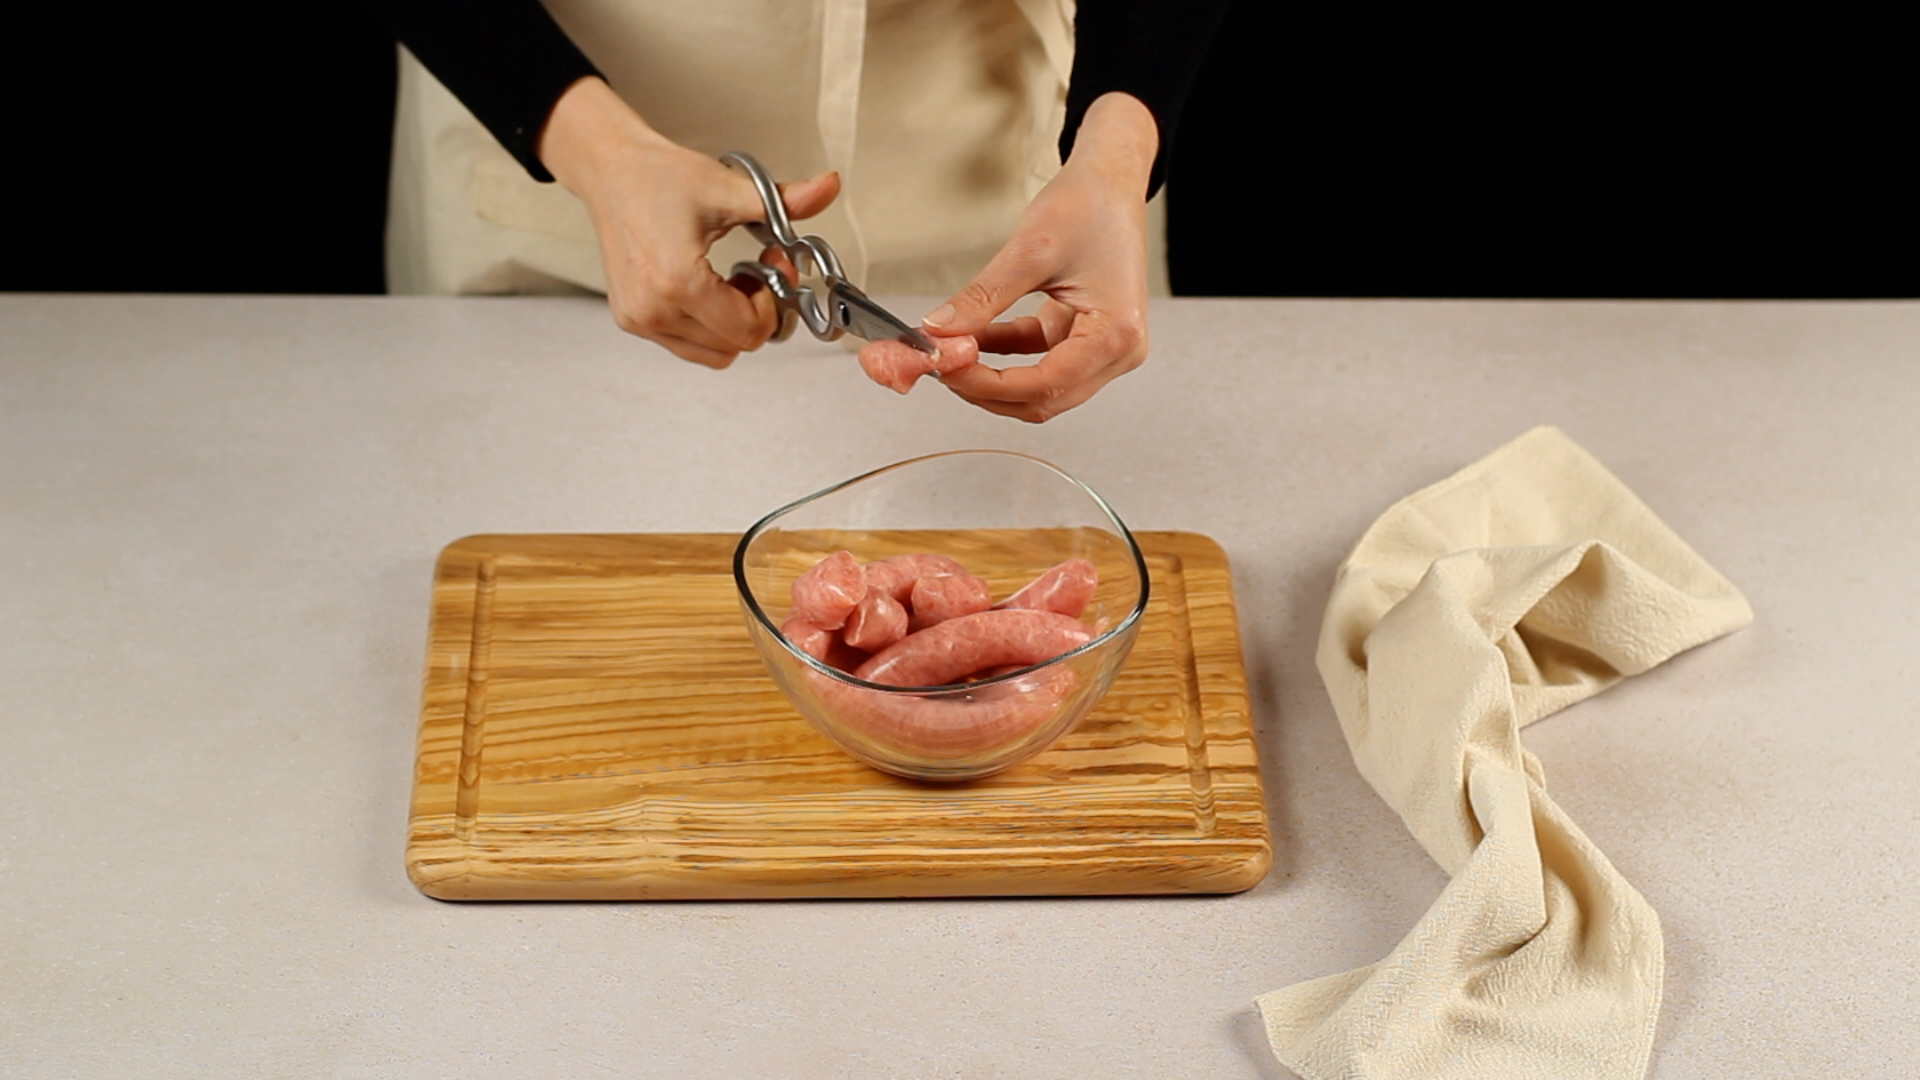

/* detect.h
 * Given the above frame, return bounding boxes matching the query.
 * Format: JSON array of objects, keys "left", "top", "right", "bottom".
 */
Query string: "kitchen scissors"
[{"left": 721, "top": 151, "right": 937, "bottom": 355}]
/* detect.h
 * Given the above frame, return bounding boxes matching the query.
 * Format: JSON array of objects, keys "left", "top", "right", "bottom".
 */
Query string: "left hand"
[{"left": 919, "top": 92, "right": 1159, "bottom": 422}]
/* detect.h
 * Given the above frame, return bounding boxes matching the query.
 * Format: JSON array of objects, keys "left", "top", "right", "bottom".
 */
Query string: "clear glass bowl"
[{"left": 734, "top": 450, "right": 1150, "bottom": 781}]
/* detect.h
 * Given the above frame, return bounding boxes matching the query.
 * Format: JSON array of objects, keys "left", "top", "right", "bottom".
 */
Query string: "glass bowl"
[{"left": 734, "top": 450, "right": 1149, "bottom": 781}]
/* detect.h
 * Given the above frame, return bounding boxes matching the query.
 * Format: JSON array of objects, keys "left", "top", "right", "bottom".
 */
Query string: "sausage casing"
[
  {"left": 790, "top": 550, "right": 866, "bottom": 630},
  {"left": 808, "top": 665, "right": 1077, "bottom": 758},
  {"left": 842, "top": 589, "right": 909, "bottom": 651},
  {"left": 855, "top": 608, "right": 1093, "bottom": 688},
  {"left": 998, "top": 558, "right": 1098, "bottom": 619},
  {"left": 862, "top": 553, "right": 969, "bottom": 603},
  {"left": 779, "top": 613, "right": 869, "bottom": 672},
  {"left": 908, "top": 572, "right": 993, "bottom": 631}
]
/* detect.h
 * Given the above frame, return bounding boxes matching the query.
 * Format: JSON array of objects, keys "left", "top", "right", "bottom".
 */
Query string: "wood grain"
[{"left": 407, "top": 532, "right": 1270, "bottom": 900}]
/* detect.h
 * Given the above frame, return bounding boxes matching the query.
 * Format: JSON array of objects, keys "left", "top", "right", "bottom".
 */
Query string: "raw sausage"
[
  {"left": 855, "top": 608, "right": 1093, "bottom": 688},
  {"left": 998, "top": 558, "right": 1098, "bottom": 619},
  {"left": 779, "top": 613, "right": 869, "bottom": 673},
  {"left": 857, "top": 335, "right": 980, "bottom": 395},
  {"left": 808, "top": 665, "right": 1077, "bottom": 758},
  {"left": 862, "top": 553, "right": 969, "bottom": 603},
  {"left": 967, "top": 664, "right": 1030, "bottom": 681},
  {"left": 780, "top": 613, "right": 836, "bottom": 660},
  {"left": 842, "top": 589, "right": 909, "bottom": 652},
  {"left": 908, "top": 572, "right": 992, "bottom": 631},
  {"left": 790, "top": 550, "right": 865, "bottom": 630}
]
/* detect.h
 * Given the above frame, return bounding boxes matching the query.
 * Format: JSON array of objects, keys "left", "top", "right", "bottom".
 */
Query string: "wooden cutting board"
[{"left": 407, "top": 532, "right": 1269, "bottom": 900}]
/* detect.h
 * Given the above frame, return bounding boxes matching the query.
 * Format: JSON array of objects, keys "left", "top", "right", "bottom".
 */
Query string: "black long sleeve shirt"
[{"left": 363, "top": 0, "right": 1228, "bottom": 195}]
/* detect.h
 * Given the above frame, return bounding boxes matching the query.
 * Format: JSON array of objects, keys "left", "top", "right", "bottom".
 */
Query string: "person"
[{"left": 368, "top": 1, "right": 1227, "bottom": 421}]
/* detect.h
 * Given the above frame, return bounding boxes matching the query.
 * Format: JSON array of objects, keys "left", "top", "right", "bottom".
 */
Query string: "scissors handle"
[
  {"left": 720, "top": 152, "right": 799, "bottom": 250},
  {"left": 720, "top": 152, "right": 848, "bottom": 281},
  {"left": 719, "top": 150, "right": 932, "bottom": 354},
  {"left": 728, "top": 261, "right": 802, "bottom": 343},
  {"left": 722, "top": 151, "right": 846, "bottom": 341}
]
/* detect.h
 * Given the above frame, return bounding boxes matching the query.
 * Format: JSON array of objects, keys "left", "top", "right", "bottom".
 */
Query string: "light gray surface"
[{"left": 3, "top": 294, "right": 1916, "bottom": 1079}]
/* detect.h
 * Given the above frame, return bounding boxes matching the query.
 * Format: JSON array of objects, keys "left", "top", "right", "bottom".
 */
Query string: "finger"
[
  {"left": 654, "top": 329, "right": 740, "bottom": 370},
  {"left": 971, "top": 316, "right": 1054, "bottom": 355},
  {"left": 921, "top": 236, "right": 1055, "bottom": 336},
  {"left": 939, "top": 314, "right": 1142, "bottom": 404},
  {"left": 706, "top": 161, "right": 779, "bottom": 230},
  {"left": 759, "top": 245, "right": 800, "bottom": 287},
  {"left": 1036, "top": 297, "right": 1077, "bottom": 343},
  {"left": 682, "top": 264, "right": 777, "bottom": 351},
  {"left": 744, "top": 279, "right": 780, "bottom": 337},
  {"left": 777, "top": 172, "right": 841, "bottom": 220},
  {"left": 929, "top": 333, "right": 980, "bottom": 373},
  {"left": 969, "top": 299, "right": 1079, "bottom": 353},
  {"left": 944, "top": 359, "right": 1125, "bottom": 423},
  {"left": 937, "top": 333, "right": 1106, "bottom": 404},
  {"left": 725, "top": 268, "right": 785, "bottom": 346},
  {"left": 623, "top": 275, "right": 759, "bottom": 356},
  {"left": 662, "top": 304, "right": 758, "bottom": 358},
  {"left": 712, "top": 169, "right": 841, "bottom": 232},
  {"left": 667, "top": 304, "right": 758, "bottom": 354}
]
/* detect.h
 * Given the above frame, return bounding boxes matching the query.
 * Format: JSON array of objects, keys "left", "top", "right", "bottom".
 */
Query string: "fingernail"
[{"left": 922, "top": 304, "right": 955, "bottom": 329}]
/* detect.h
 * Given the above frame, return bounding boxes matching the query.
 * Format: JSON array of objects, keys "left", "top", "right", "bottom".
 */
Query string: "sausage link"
[
  {"left": 908, "top": 572, "right": 992, "bottom": 631},
  {"left": 855, "top": 608, "right": 1093, "bottom": 688},
  {"left": 780, "top": 614, "right": 835, "bottom": 661},
  {"left": 842, "top": 589, "right": 909, "bottom": 652},
  {"left": 810, "top": 665, "right": 1077, "bottom": 758},
  {"left": 790, "top": 550, "right": 865, "bottom": 630},
  {"left": 862, "top": 553, "right": 969, "bottom": 603},
  {"left": 778, "top": 614, "right": 869, "bottom": 673},
  {"left": 998, "top": 558, "right": 1098, "bottom": 619}
]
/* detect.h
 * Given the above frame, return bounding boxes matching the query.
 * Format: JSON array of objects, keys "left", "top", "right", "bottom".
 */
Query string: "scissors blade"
[{"left": 827, "top": 282, "right": 939, "bottom": 355}]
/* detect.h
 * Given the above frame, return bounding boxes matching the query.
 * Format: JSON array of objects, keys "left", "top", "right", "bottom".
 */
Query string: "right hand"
[
  {"left": 916, "top": 92, "right": 1158, "bottom": 421},
  {"left": 538, "top": 77, "right": 841, "bottom": 368}
]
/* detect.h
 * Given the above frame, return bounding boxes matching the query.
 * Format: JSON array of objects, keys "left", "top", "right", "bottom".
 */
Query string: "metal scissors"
[{"left": 720, "top": 151, "right": 937, "bottom": 356}]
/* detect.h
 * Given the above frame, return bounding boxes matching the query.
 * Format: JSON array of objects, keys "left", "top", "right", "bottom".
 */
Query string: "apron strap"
[
  {"left": 1013, "top": 0, "right": 1075, "bottom": 193},
  {"left": 1015, "top": 0, "right": 1075, "bottom": 84},
  {"left": 817, "top": 0, "right": 871, "bottom": 283}
]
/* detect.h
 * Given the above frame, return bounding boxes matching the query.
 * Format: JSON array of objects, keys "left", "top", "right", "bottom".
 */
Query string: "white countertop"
[{"left": 4, "top": 294, "right": 1916, "bottom": 1078}]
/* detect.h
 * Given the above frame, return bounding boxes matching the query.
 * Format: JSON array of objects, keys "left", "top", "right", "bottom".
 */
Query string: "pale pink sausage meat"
[
  {"left": 862, "top": 553, "right": 969, "bottom": 603},
  {"left": 855, "top": 608, "right": 1094, "bottom": 688},
  {"left": 784, "top": 551, "right": 1108, "bottom": 761},
  {"left": 856, "top": 335, "right": 981, "bottom": 395},
  {"left": 842, "top": 589, "right": 909, "bottom": 652},
  {"left": 790, "top": 550, "right": 865, "bottom": 630},
  {"left": 998, "top": 558, "right": 1098, "bottom": 618},
  {"left": 908, "top": 572, "right": 992, "bottom": 631},
  {"left": 780, "top": 614, "right": 836, "bottom": 661},
  {"left": 779, "top": 614, "right": 869, "bottom": 673},
  {"left": 809, "top": 666, "right": 1077, "bottom": 757}
]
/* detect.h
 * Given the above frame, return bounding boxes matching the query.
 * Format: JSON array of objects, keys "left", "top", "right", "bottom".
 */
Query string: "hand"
[
  {"left": 538, "top": 77, "right": 841, "bottom": 368},
  {"left": 920, "top": 92, "right": 1159, "bottom": 421}
]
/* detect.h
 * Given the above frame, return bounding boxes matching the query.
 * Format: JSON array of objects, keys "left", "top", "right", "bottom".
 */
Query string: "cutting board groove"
[{"left": 408, "top": 531, "right": 1269, "bottom": 900}]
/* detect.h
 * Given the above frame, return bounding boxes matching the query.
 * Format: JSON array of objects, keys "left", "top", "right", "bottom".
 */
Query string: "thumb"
[
  {"left": 714, "top": 168, "right": 840, "bottom": 230},
  {"left": 779, "top": 172, "right": 841, "bottom": 220},
  {"left": 921, "top": 241, "right": 1049, "bottom": 336},
  {"left": 708, "top": 166, "right": 778, "bottom": 233}
]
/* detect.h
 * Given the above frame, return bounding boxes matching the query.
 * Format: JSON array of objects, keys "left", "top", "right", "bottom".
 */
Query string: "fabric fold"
[{"left": 1260, "top": 425, "right": 1753, "bottom": 1080}]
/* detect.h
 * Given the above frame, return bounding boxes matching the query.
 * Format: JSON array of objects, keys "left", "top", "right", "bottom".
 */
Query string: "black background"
[{"left": 8, "top": 3, "right": 1914, "bottom": 298}]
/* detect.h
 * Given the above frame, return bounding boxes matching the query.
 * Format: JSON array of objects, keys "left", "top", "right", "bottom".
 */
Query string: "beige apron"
[{"left": 385, "top": 0, "right": 1169, "bottom": 300}]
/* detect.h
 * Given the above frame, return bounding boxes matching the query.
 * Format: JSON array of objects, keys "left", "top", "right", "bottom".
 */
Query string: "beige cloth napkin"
[{"left": 1258, "top": 426, "right": 1753, "bottom": 1080}]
